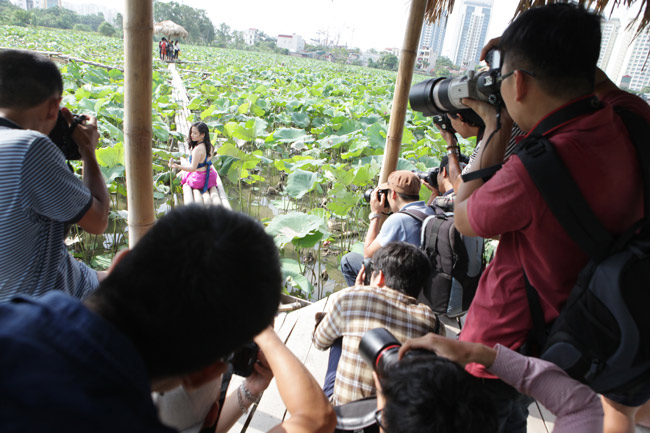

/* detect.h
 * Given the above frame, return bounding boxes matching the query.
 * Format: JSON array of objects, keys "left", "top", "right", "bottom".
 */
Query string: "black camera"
[
  {"left": 409, "top": 49, "right": 502, "bottom": 127},
  {"left": 363, "top": 188, "right": 390, "bottom": 209},
  {"left": 48, "top": 109, "right": 87, "bottom": 160},
  {"left": 359, "top": 328, "right": 402, "bottom": 378},
  {"left": 413, "top": 167, "right": 439, "bottom": 190},
  {"left": 362, "top": 257, "right": 373, "bottom": 285},
  {"left": 230, "top": 342, "right": 259, "bottom": 377},
  {"left": 432, "top": 114, "right": 456, "bottom": 134}
]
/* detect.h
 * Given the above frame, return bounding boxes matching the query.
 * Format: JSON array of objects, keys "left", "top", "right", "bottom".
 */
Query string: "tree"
[
  {"left": 154, "top": 1, "right": 215, "bottom": 45},
  {"left": 114, "top": 12, "right": 123, "bottom": 30},
  {"left": 378, "top": 53, "right": 399, "bottom": 71},
  {"left": 98, "top": 21, "right": 116, "bottom": 37},
  {"left": 215, "top": 22, "right": 231, "bottom": 47}
]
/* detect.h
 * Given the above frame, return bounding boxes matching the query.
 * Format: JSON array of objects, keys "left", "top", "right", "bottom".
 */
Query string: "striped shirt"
[
  {"left": 463, "top": 123, "right": 525, "bottom": 174},
  {"left": 0, "top": 118, "right": 98, "bottom": 302},
  {"left": 313, "top": 285, "right": 441, "bottom": 405}
]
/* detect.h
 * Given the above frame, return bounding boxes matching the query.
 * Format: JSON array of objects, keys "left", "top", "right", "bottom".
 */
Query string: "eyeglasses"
[
  {"left": 375, "top": 409, "right": 386, "bottom": 431},
  {"left": 498, "top": 69, "right": 536, "bottom": 84}
]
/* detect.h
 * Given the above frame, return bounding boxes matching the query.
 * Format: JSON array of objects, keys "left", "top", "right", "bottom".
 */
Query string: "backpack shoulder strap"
[
  {"left": 399, "top": 208, "right": 430, "bottom": 222},
  {"left": 518, "top": 136, "right": 613, "bottom": 261}
]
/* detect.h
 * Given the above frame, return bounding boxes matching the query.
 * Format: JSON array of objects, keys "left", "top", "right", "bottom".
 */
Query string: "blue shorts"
[{"left": 605, "top": 380, "right": 650, "bottom": 407}]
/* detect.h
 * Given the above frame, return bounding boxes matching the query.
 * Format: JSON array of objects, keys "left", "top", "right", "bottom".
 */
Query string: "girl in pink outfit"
[{"left": 169, "top": 122, "right": 219, "bottom": 193}]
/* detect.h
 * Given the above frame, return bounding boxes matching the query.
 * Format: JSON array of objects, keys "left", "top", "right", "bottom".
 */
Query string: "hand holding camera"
[{"left": 50, "top": 107, "right": 98, "bottom": 161}]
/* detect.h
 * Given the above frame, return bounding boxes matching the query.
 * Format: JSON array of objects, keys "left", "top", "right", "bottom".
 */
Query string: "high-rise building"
[
  {"left": 598, "top": 18, "right": 621, "bottom": 71},
  {"left": 419, "top": 12, "right": 448, "bottom": 56},
  {"left": 11, "top": 0, "right": 35, "bottom": 9},
  {"left": 454, "top": 0, "right": 492, "bottom": 70},
  {"left": 619, "top": 29, "right": 650, "bottom": 91}
]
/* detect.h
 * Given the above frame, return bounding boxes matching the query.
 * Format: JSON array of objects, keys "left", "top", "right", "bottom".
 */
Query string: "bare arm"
[
  {"left": 67, "top": 109, "right": 109, "bottom": 234},
  {"left": 363, "top": 189, "right": 388, "bottom": 258},
  {"left": 169, "top": 144, "right": 205, "bottom": 172},
  {"left": 454, "top": 98, "right": 511, "bottom": 237},
  {"left": 255, "top": 327, "right": 336, "bottom": 433}
]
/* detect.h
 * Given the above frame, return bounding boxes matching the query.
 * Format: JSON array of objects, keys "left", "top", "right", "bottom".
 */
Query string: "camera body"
[
  {"left": 48, "top": 109, "right": 87, "bottom": 160},
  {"left": 230, "top": 342, "right": 259, "bottom": 377},
  {"left": 409, "top": 49, "right": 502, "bottom": 127},
  {"left": 432, "top": 114, "right": 456, "bottom": 134},
  {"left": 363, "top": 188, "right": 390, "bottom": 209},
  {"left": 413, "top": 167, "right": 439, "bottom": 190},
  {"left": 362, "top": 257, "right": 373, "bottom": 286},
  {"left": 359, "top": 328, "right": 402, "bottom": 378}
]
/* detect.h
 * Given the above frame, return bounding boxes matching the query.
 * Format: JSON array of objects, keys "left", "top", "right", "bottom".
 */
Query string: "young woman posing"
[{"left": 169, "top": 121, "right": 219, "bottom": 193}]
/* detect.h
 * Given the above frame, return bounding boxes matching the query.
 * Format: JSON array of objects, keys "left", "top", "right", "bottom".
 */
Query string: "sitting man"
[
  {"left": 0, "top": 49, "right": 110, "bottom": 302},
  {"left": 314, "top": 241, "right": 442, "bottom": 406},
  {"left": 373, "top": 333, "right": 603, "bottom": 433},
  {"left": 0, "top": 205, "right": 336, "bottom": 433},
  {"left": 340, "top": 170, "right": 432, "bottom": 287},
  {"left": 452, "top": 4, "right": 649, "bottom": 431}
]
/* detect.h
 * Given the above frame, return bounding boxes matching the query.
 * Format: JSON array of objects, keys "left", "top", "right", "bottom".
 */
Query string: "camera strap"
[{"left": 461, "top": 95, "right": 602, "bottom": 184}]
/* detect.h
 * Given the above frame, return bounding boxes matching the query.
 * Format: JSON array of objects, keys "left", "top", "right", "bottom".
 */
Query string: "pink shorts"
[{"left": 181, "top": 167, "right": 219, "bottom": 190}]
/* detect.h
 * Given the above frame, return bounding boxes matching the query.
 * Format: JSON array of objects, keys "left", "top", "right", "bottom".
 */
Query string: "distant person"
[
  {"left": 174, "top": 40, "right": 180, "bottom": 60},
  {"left": 0, "top": 50, "right": 109, "bottom": 302},
  {"left": 168, "top": 121, "right": 220, "bottom": 193},
  {"left": 0, "top": 205, "right": 336, "bottom": 433},
  {"left": 159, "top": 37, "right": 167, "bottom": 60}
]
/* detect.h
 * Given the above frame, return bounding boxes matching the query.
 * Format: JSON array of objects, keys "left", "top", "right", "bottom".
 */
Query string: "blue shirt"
[
  {"left": 0, "top": 292, "right": 176, "bottom": 433},
  {"left": 0, "top": 118, "right": 98, "bottom": 302},
  {"left": 376, "top": 201, "right": 434, "bottom": 247}
]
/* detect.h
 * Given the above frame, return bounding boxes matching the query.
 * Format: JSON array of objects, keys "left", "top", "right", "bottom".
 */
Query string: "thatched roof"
[
  {"left": 424, "top": 0, "right": 650, "bottom": 36},
  {"left": 153, "top": 20, "right": 189, "bottom": 39}
]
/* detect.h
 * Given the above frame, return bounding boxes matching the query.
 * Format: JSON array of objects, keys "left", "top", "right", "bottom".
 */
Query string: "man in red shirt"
[{"left": 453, "top": 4, "right": 648, "bottom": 433}]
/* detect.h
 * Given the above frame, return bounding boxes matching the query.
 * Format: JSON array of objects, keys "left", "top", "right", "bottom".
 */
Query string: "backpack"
[
  {"left": 517, "top": 95, "right": 650, "bottom": 394},
  {"left": 400, "top": 208, "right": 484, "bottom": 316}
]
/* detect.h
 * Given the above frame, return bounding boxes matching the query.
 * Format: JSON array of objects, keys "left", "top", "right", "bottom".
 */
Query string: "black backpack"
[
  {"left": 517, "top": 96, "right": 650, "bottom": 394},
  {"left": 400, "top": 208, "right": 484, "bottom": 316}
]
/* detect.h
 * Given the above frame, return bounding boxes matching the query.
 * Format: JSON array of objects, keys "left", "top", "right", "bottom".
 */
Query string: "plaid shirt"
[{"left": 313, "top": 285, "right": 440, "bottom": 405}]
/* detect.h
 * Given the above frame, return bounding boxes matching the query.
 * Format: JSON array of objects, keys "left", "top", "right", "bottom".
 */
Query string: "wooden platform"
[
  {"left": 168, "top": 63, "right": 230, "bottom": 208},
  {"left": 224, "top": 300, "right": 650, "bottom": 433}
]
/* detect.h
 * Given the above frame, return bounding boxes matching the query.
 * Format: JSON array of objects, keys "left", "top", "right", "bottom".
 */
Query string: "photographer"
[
  {"left": 447, "top": 5, "right": 650, "bottom": 432},
  {"left": 423, "top": 152, "right": 469, "bottom": 212},
  {"left": 0, "top": 50, "right": 110, "bottom": 302},
  {"left": 0, "top": 205, "right": 336, "bottom": 433},
  {"left": 314, "top": 242, "right": 442, "bottom": 406},
  {"left": 340, "top": 170, "right": 433, "bottom": 287},
  {"left": 371, "top": 333, "right": 603, "bottom": 433}
]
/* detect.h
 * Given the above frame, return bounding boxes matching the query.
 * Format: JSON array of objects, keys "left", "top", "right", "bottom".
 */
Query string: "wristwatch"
[{"left": 369, "top": 212, "right": 382, "bottom": 221}]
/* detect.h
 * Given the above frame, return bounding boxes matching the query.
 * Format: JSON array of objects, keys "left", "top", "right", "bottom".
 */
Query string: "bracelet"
[
  {"left": 240, "top": 382, "right": 261, "bottom": 404},
  {"left": 369, "top": 212, "right": 381, "bottom": 221},
  {"left": 236, "top": 386, "right": 248, "bottom": 415},
  {"left": 447, "top": 146, "right": 460, "bottom": 156}
]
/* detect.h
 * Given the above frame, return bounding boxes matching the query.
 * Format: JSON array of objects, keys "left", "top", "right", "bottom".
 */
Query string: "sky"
[{"left": 65, "top": 0, "right": 641, "bottom": 55}]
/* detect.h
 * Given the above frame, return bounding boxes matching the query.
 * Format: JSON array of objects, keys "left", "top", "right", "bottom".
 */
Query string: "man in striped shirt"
[
  {"left": 0, "top": 50, "right": 109, "bottom": 302},
  {"left": 313, "top": 242, "right": 442, "bottom": 405}
]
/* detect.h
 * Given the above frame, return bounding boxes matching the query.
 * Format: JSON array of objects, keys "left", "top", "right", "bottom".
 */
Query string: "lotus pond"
[{"left": 1, "top": 25, "right": 479, "bottom": 300}]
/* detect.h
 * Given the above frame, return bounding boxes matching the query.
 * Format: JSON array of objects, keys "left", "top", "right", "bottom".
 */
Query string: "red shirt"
[{"left": 461, "top": 90, "right": 646, "bottom": 378}]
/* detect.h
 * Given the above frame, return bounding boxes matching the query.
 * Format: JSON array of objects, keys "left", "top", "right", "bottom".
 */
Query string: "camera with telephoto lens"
[
  {"left": 363, "top": 188, "right": 390, "bottom": 209},
  {"left": 413, "top": 167, "right": 440, "bottom": 190},
  {"left": 432, "top": 114, "right": 456, "bottom": 134},
  {"left": 229, "top": 342, "right": 259, "bottom": 377},
  {"left": 409, "top": 49, "right": 502, "bottom": 127},
  {"left": 48, "top": 109, "right": 87, "bottom": 160},
  {"left": 359, "top": 328, "right": 403, "bottom": 378}
]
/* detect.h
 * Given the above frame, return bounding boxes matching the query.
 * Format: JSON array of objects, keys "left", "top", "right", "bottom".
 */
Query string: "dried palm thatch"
[
  {"left": 424, "top": 0, "right": 650, "bottom": 36},
  {"left": 154, "top": 20, "right": 189, "bottom": 39}
]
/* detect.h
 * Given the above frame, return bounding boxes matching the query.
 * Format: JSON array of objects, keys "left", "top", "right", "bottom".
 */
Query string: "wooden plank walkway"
[
  {"left": 225, "top": 303, "right": 650, "bottom": 433},
  {"left": 168, "top": 63, "right": 231, "bottom": 208}
]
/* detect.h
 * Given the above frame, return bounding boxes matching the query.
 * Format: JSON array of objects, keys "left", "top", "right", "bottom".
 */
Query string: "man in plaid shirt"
[{"left": 313, "top": 242, "right": 443, "bottom": 405}]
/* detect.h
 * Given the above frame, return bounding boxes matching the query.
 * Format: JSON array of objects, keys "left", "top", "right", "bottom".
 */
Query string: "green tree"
[
  {"left": 98, "top": 21, "right": 116, "bottom": 37},
  {"left": 114, "top": 12, "right": 123, "bottom": 30},
  {"left": 215, "top": 22, "right": 231, "bottom": 47},
  {"left": 378, "top": 53, "right": 398, "bottom": 71},
  {"left": 154, "top": 1, "right": 215, "bottom": 45}
]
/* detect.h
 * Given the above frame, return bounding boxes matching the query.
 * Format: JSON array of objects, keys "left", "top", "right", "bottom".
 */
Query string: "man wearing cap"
[{"left": 340, "top": 170, "right": 434, "bottom": 287}]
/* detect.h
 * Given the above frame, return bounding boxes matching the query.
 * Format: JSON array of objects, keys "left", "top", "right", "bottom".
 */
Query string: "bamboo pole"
[
  {"left": 124, "top": 0, "right": 155, "bottom": 247},
  {"left": 378, "top": 0, "right": 428, "bottom": 184}
]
